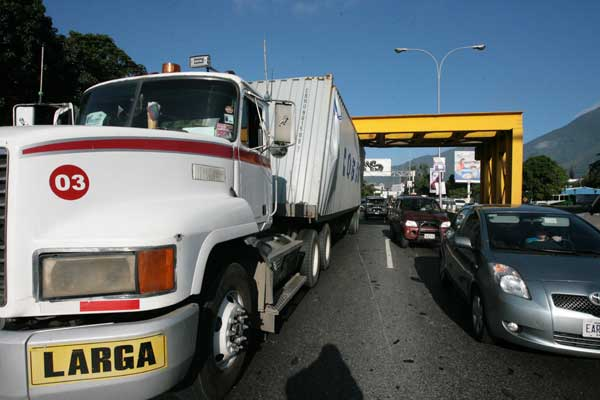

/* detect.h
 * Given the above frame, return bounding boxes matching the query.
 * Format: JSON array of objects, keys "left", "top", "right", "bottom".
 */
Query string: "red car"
[{"left": 388, "top": 196, "right": 450, "bottom": 247}]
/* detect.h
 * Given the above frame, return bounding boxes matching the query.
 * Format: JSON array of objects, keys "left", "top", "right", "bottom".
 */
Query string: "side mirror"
[
  {"left": 454, "top": 235, "right": 472, "bottom": 249},
  {"left": 270, "top": 101, "right": 294, "bottom": 157}
]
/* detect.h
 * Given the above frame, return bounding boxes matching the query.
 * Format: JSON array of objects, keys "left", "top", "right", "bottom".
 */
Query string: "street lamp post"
[{"left": 394, "top": 44, "right": 486, "bottom": 206}]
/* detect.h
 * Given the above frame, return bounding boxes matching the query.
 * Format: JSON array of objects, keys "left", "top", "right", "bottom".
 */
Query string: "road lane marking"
[
  {"left": 385, "top": 238, "right": 394, "bottom": 269},
  {"left": 356, "top": 240, "right": 394, "bottom": 358}
]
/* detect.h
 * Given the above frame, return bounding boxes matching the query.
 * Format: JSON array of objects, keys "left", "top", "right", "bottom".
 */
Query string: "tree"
[
  {"left": 523, "top": 155, "right": 568, "bottom": 201},
  {"left": 583, "top": 153, "right": 600, "bottom": 188},
  {"left": 445, "top": 174, "right": 480, "bottom": 200},
  {"left": 64, "top": 31, "right": 146, "bottom": 99},
  {"left": 0, "top": 1, "right": 146, "bottom": 126},
  {"left": 0, "top": 0, "right": 68, "bottom": 125},
  {"left": 361, "top": 182, "right": 376, "bottom": 197},
  {"left": 412, "top": 164, "right": 430, "bottom": 195}
]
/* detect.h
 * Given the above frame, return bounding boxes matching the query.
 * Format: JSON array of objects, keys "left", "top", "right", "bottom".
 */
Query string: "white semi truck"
[{"left": 0, "top": 60, "right": 361, "bottom": 400}]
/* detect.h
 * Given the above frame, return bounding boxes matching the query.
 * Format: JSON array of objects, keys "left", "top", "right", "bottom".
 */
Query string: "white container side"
[{"left": 250, "top": 75, "right": 361, "bottom": 220}]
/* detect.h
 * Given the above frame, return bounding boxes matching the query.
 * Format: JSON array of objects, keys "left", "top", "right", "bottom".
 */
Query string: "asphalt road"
[{"left": 171, "top": 217, "right": 600, "bottom": 399}]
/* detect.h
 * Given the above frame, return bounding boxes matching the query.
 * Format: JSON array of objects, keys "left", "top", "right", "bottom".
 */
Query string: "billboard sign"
[
  {"left": 429, "top": 168, "right": 446, "bottom": 195},
  {"left": 433, "top": 157, "right": 446, "bottom": 172},
  {"left": 364, "top": 158, "right": 392, "bottom": 176},
  {"left": 454, "top": 151, "right": 481, "bottom": 183}
]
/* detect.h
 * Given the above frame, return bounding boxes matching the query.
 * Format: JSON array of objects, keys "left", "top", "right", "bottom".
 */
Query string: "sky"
[{"left": 44, "top": 0, "right": 600, "bottom": 165}]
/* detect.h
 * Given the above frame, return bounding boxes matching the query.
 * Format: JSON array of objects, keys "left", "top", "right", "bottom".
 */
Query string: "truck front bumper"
[{"left": 0, "top": 303, "right": 199, "bottom": 400}]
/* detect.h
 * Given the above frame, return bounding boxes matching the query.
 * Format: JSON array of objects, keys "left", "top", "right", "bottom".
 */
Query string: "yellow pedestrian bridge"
[{"left": 352, "top": 112, "right": 523, "bottom": 205}]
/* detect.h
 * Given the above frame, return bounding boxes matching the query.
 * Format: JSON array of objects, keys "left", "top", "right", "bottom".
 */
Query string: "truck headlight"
[
  {"left": 491, "top": 263, "right": 530, "bottom": 300},
  {"left": 405, "top": 220, "right": 418, "bottom": 227},
  {"left": 441, "top": 221, "right": 451, "bottom": 228},
  {"left": 40, "top": 247, "right": 175, "bottom": 300}
]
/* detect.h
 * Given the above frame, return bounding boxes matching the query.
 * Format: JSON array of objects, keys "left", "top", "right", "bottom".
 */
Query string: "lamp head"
[
  {"left": 472, "top": 44, "right": 486, "bottom": 51},
  {"left": 394, "top": 48, "right": 409, "bottom": 54}
]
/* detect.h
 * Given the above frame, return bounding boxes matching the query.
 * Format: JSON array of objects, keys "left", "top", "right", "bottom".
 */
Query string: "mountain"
[{"left": 524, "top": 106, "right": 600, "bottom": 176}]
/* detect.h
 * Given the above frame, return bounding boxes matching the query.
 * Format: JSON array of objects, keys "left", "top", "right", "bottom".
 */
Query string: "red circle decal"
[{"left": 49, "top": 165, "right": 90, "bottom": 200}]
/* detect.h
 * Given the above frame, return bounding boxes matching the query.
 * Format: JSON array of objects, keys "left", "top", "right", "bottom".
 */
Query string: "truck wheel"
[
  {"left": 194, "top": 263, "right": 255, "bottom": 400},
  {"left": 348, "top": 210, "right": 360, "bottom": 234},
  {"left": 299, "top": 229, "right": 320, "bottom": 288},
  {"left": 318, "top": 224, "right": 332, "bottom": 270}
]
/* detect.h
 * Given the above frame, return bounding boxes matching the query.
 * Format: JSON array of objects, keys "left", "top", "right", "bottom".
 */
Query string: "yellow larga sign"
[{"left": 28, "top": 334, "right": 167, "bottom": 386}]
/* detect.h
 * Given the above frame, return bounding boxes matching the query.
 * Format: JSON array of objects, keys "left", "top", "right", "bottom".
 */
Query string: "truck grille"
[
  {"left": 552, "top": 294, "right": 600, "bottom": 318},
  {"left": 554, "top": 332, "right": 600, "bottom": 350},
  {"left": 0, "top": 148, "right": 6, "bottom": 306}
]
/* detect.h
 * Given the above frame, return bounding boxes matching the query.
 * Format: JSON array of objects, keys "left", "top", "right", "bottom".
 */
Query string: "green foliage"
[
  {"left": 361, "top": 182, "right": 376, "bottom": 197},
  {"left": 64, "top": 32, "right": 146, "bottom": 99},
  {"left": 582, "top": 154, "right": 600, "bottom": 188},
  {"left": 0, "top": 0, "right": 146, "bottom": 125},
  {"left": 412, "top": 163, "right": 430, "bottom": 195},
  {"left": 523, "top": 155, "right": 568, "bottom": 201},
  {"left": 0, "top": 0, "right": 67, "bottom": 124},
  {"left": 445, "top": 174, "right": 480, "bottom": 200}
]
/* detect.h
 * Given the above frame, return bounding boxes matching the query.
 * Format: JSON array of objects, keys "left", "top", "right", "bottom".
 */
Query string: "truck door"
[{"left": 238, "top": 95, "right": 271, "bottom": 224}]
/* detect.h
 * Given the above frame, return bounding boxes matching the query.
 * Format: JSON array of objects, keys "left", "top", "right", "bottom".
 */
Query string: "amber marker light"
[{"left": 138, "top": 247, "right": 175, "bottom": 294}]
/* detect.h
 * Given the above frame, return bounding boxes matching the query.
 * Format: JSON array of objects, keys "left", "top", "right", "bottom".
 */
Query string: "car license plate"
[
  {"left": 28, "top": 334, "right": 167, "bottom": 386},
  {"left": 583, "top": 320, "right": 600, "bottom": 338},
  {"left": 424, "top": 233, "right": 436, "bottom": 240}
]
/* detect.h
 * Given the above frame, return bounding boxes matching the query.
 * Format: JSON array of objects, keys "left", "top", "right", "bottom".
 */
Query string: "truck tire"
[
  {"left": 194, "top": 263, "right": 256, "bottom": 400},
  {"left": 299, "top": 229, "right": 320, "bottom": 288},
  {"left": 318, "top": 224, "right": 332, "bottom": 270},
  {"left": 348, "top": 210, "right": 360, "bottom": 234}
]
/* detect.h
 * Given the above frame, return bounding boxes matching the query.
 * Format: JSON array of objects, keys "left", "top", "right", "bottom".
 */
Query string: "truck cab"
[{"left": 0, "top": 63, "right": 360, "bottom": 399}]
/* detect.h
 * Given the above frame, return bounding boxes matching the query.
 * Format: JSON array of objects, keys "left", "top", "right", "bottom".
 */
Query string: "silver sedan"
[{"left": 440, "top": 204, "right": 600, "bottom": 357}]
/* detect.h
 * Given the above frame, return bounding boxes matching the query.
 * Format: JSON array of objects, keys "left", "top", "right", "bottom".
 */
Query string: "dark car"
[
  {"left": 388, "top": 196, "right": 450, "bottom": 247},
  {"left": 440, "top": 205, "right": 600, "bottom": 357},
  {"left": 364, "top": 196, "right": 387, "bottom": 220}
]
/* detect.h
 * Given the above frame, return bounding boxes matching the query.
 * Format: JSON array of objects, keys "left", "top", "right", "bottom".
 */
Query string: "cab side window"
[{"left": 241, "top": 97, "right": 263, "bottom": 148}]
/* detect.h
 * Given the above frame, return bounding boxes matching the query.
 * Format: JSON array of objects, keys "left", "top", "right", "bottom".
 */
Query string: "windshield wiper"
[{"left": 520, "top": 248, "right": 577, "bottom": 255}]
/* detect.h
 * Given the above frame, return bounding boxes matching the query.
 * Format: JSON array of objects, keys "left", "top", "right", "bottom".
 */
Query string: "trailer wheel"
[
  {"left": 318, "top": 224, "right": 332, "bottom": 270},
  {"left": 194, "top": 263, "right": 256, "bottom": 400},
  {"left": 348, "top": 210, "right": 360, "bottom": 234},
  {"left": 299, "top": 229, "right": 320, "bottom": 288}
]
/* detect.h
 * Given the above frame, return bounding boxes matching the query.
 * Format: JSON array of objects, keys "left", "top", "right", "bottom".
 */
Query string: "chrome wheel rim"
[
  {"left": 213, "top": 290, "right": 248, "bottom": 370},
  {"left": 472, "top": 295, "right": 484, "bottom": 336},
  {"left": 312, "top": 242, "right": 320, "bottom": 277},
  {"left": 325, "top": 231, "right": 331, "bottom": 264}
]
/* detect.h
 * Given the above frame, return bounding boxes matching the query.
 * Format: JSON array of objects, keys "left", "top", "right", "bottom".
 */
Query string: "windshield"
[
  {"left": 77, "top": 78, "right": 238, "bottom": 140},
  {"left": 401, "top": 198, "right": 441, "bottom": 212},
  {"left": 367, "top": 198, "right": 385, "bottom": 205},
  {"left": 486, "top": 212, "right": 600, "bottom": 254}
]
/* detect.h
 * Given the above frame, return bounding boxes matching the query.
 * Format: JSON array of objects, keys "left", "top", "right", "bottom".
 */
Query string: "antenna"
[
  {"left": 263, "top": 37, "right": 271, "bottom": 100},
  {"left": 263, "top": 37, "right": 268, "bottom": 82},
  {"left": 38, "top": 45, "right": 45, "bottom": 104}
]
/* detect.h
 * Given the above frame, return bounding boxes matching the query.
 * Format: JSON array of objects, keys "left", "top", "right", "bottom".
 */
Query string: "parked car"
[
  {"left": 364, "top": 196, "right": 387, "bottom": 220},
  {"left": 454, "top": 199, "right": 467, "bottom": 209},
  {"left": 388, "top": 196, "right": 450, "bottom": 247},
  {"left": 442, "top": 198, "right": 457, "bottom": 213},
  {"left": 440, "top": 204, "right": 600, "bottom": 357}
]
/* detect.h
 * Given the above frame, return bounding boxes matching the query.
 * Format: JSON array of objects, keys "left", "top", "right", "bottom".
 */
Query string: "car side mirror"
[
  {"left": 454, "top": 235, "right": 472, "bottom": 249},
  {"left": 270, "top": 101, "right": 295, "bottom": 157}
]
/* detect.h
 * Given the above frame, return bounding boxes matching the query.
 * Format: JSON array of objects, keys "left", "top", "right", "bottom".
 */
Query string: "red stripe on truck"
[
  {"left": 23, "top": 138, "right": 270, "bottom": 168},
  {"left": 23, "top": 138, "right": 233, "bottom": 158},
  {"left": 80, "top": 299, "right": 140, "bottom": 312}
]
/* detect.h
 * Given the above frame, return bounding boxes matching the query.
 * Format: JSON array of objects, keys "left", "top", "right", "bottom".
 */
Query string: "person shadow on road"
[{"left": 285, "top": 344, "right": 363, "bottom": 400}]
